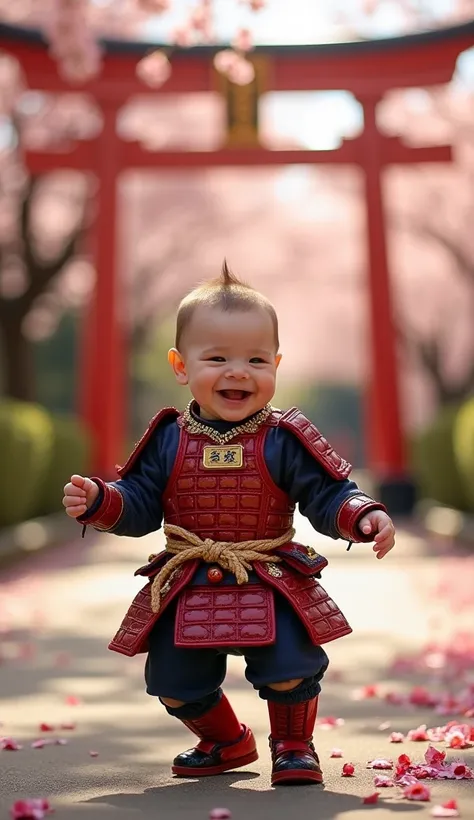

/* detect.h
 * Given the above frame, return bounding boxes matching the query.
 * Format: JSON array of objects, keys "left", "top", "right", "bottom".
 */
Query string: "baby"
[{"left": 63, "top": 262, "right": 395, "bottom": 786}]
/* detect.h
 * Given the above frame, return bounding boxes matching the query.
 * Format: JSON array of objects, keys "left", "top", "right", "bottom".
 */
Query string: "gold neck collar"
[{"left": 181, "top": 401, "right": 273, "bottom": 444}]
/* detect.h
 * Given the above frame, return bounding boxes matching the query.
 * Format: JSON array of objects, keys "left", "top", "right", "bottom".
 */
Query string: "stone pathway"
[{"left": 0, "top": 514, "right": 473, "bottom": 819}]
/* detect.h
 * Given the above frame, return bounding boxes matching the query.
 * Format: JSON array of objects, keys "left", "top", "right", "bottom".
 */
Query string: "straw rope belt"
[{"left": 150, "top": 523, "right": 295, "bottom": 613}]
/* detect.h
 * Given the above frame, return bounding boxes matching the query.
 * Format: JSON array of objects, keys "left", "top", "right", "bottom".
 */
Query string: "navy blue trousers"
[{"left": 145, "top": 591, "right": 329, "bottom": 701}]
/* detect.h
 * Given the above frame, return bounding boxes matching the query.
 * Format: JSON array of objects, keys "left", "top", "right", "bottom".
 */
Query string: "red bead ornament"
[{"left": 207, "top": 566, "right": 223, "bottom": 583}]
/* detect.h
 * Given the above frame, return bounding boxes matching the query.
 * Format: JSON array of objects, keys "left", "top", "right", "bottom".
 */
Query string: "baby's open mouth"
[{"left": 218, "top": 390, "right": 252, "bottom": 401}]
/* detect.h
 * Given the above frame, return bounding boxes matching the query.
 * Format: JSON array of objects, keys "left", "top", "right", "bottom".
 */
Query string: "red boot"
[
  {"left": 172, "top": 692, "right": 258, "bottom": 777},
  {"left": 268, "top": 697, "right": 323, "bottom": 785}
]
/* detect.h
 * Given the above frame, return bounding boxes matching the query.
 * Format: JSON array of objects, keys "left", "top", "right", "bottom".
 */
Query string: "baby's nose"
[{"left": 226, "top": 364, "right": 249, "bottom": 378}]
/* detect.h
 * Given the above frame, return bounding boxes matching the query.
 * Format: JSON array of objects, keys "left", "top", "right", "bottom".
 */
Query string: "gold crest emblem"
[{"left": 203, "top": 444, "right": 244, "bottom": 469}]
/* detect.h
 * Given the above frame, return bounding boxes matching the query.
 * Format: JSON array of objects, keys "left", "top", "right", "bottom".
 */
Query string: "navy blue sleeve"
[
  {"left": 105, "top": 418, "right": 179, "bottom": 537},
  {"left": 264, "top": 427, "right": 362, "bottom": 540}
]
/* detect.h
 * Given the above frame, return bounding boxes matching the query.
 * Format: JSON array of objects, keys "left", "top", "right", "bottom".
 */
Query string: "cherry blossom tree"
[
  {"left": 0, "top": 1, "right": 473, "bottom": 91},
  {"left": 0, "top": 0, "right": 472, "bottom": 405},
  {"left": 0, "top": 57, "right": 96, "bottom": 399},
  {"left": 381, "top": 84, "right": 474, "bottom": 406}
]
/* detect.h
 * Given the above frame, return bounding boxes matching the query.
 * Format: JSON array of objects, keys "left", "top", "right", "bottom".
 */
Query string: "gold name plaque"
[{"left": 203, "top": 445, "right": 244, "bottom": 469}]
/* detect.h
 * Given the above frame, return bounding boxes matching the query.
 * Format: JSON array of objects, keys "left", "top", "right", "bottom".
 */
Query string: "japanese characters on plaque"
[{"left": 203, "top": 445, "right": 244, "bottom": 469}]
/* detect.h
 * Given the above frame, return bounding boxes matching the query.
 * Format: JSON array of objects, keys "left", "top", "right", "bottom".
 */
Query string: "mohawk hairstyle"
[{"left": 175, "top": 260, "right": 279, "bottom": 349}]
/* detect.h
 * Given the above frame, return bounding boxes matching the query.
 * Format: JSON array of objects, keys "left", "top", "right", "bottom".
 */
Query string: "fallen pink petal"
[
  {"left": 362, "top": 792, "right": 380, "bottom": 804},
  {"left": 446, "top": 761, "right": 473, "bottom": 779},
  {"left": 330, "top": 748, "right": 343, "bottom": 758},
  {"left": 1, "top": 737, "right": 22, "bottom": 750},
  {"left": 374, "top": 774, "right": 394, "bottom": 787},
  {"left": 9, "top": 798, "right": 53, "bottom": 819},
  {"left": 425, "top": 746, "right": 447, "bottom": 766},
  {"left": 367, "top": 758, "right": 393, "bottom": 769},
  {"left": 89, "top": 750, "right": 99, "bottom": 757},
  {"left": 39, "top": 723, "right": 54, "bottom": 733},
  {"left": 317, "top": 716, "right": 345, "bottom": 729},
  {"left": 408, "top": 724, "right": 430, "bottom": 741},
  {"left": 209, "top": 810, "right": 232, "bottom": 820},
  {"left": 59, "top": 722, "right": 76, "bottom": 730},
  {"left": 389, "top": 732, "right": 405, "bottom": 743},
  {"left": 64, "top": 696, "right": 81, "bottom": 706},
  {"left": 431, "top": 802, "right": 460, "bottom": 817},
  {"left": 403, "top": 782, "right": 431, "bottom": 801},
  {"left": 31, "top": 739, "right": 52, "bottom": 749},
  {"left": 342, "top": 763, "right": 355, "bottom": 776}
]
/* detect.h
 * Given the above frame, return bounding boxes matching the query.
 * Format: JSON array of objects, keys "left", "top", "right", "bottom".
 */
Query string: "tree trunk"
[{"left": 0, "top": 313, "right": 36, "bottom": 401}]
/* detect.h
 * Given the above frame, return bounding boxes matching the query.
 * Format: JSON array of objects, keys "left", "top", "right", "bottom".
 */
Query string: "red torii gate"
[{"left": 1, "top": 21, "right": 473, "bottom": 511}]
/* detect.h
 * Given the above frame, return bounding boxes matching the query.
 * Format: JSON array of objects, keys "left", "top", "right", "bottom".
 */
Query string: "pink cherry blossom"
[
  {"left": 171, "top": 26, "right": 194, "bottom": 47},
  {"left": 341, "top": 762, "right": 355, "bottom": 776},
  {"left": 431, "top": 800, "right": 460, "bottom": 817},
  {"left": 446, "top": 760, "right": 473, "bottom": 779},
  {"left": 224, "top": 56, "right": 255, "bottom": 86},
  {"left": 409, "top": 687, "right": 437, "bottom": 708},
  {"left": 9, "top": 799, "right": 53, "bottom": 819},
  {"left": 428, "top": 727, "right": 448, "bottom": 742},
  {"left": 397, "top": 774, "right": 420, "bottom": 786},
  {"left": 214, "top": 50, "right": 240, "bottom": 74},
  {"left": 232, "top": 28, "right": 254, "bottom": 52},
  {"left": 446, "top": 729, "right": 471, "bottom": 749},
  {"left": 31, "top": 739, "right": 52, "bottom": 749},
  {"left": 389, "top": 732, "right": 405, "bottom": 742},
  {"left": 408, "top": 724, "right": 430, "bottom": 741},
  {"left": 136, "top": 52, "right": 171, "bottom": 88},
  {"left": 425, "top": 746, "right": 447, "bottom": 766},
  {"left": 317, "top": 716, "right": 345, "bottom": 729},
  {"left": 45, "top": 0, "right": 102, "bottom": 85},
  {"left": 361, "top": 684, "right": 379, "bottom": 699},
  {"left": 373, "top": 775, "right": 394, "bottom": 787},
  {"left": 244, "top": 0, "right": 266, "bottom": 10},
  {"left": 39, "top": 723, "right": 54, "bottom": 732},
  {"left": 330, "top": 748, "right": 343, "bottom": 758},
  {"left": 403, "top": 782, "right": 431, "bottom": 801},
  {"left": 362, "top": 792, "right": 380, "bottom": 804},
  {"left": 89, "top": 750, "right": 99, "bottom": 757},
  {"left": 367, "top": 758, "right": 393, "bottom": 769},
  {"left": 64, "top": 695, "right": 81, "bottom": 706},
  {"left": 1, "top": 737, "right": 22, "bottom": 750},
  {"left": 189, "top": 3, "right": 212, "bottom": 33},
  {"left": 385, "top": 691, "right": 405, "bottom": 705},
  {"left": 210, "top": 811, "right": 232, "bottom": 820},
  {"left": 137, "top": 0, "right": 171, "bottom": 12}
]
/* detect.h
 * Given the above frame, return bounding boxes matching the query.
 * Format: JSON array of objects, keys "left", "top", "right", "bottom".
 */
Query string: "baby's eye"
[
  {"left": 207, "top": 356, "right": 226, "bottom": 362},
  {"left": 249, "top": 357, "right": 267, "bottom": 364}
]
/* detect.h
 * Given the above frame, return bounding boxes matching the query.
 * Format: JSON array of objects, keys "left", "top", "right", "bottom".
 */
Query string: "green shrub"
[
  {"left": 411, "top": 404, "right": 471, "bottom": 511},
  {"left": 37, "top": 415, "right": 93, "bottom": 516},
  {"left": 454, "top": 397, "right": 474, "bottom": 510},
  {"left": 0, "top": 400, "right": 54, "bottom": 527}
]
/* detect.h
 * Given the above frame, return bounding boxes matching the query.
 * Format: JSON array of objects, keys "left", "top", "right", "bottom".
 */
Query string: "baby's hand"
[
  {"left": 63, "top": 474, "right": 99, "bottom": 518},
  {"left": 358, "top": 510, "right": 395, "bottom": 559}
]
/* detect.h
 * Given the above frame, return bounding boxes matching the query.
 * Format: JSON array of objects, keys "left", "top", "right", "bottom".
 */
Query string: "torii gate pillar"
[{"left": 360, "top": 96, "right": 413, "bottom": 512}]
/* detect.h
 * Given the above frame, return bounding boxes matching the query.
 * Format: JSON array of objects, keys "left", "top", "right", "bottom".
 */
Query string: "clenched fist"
[{"left": 63, "top": 474, "right": 99, "bottom": 518}]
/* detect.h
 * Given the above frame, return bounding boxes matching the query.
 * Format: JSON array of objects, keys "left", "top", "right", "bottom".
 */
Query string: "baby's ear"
[{"left": 168, "top": 349, "right": 188, "bottom": 385}]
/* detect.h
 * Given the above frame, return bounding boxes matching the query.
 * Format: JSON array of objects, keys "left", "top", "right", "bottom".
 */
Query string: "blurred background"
[{"left": 0, "top": 0, "right": 474, "bottom": 534}]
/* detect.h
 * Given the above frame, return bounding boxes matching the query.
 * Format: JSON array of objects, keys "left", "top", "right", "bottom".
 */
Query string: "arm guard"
[{"left": 335, "top": 494, "right": 387, "bottom": 542}]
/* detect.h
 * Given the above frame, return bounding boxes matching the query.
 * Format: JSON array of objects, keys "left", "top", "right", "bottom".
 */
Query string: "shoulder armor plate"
[
  {"left": 278, "top": 407, "right": 351, "bottom": 480},
  {"left": 116, "top": 407, "right": 180, "bottom": 478}
]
